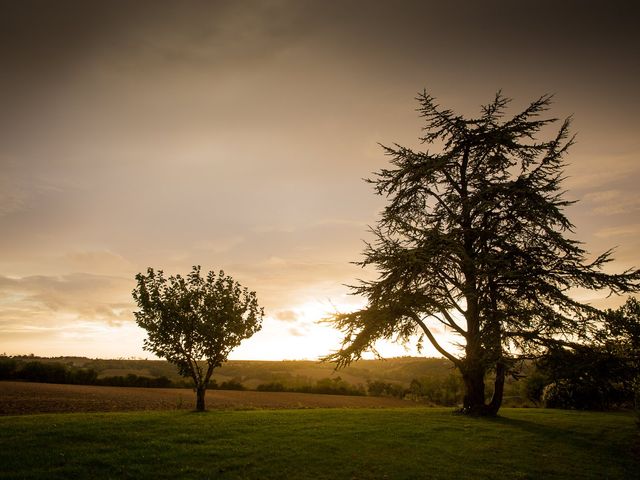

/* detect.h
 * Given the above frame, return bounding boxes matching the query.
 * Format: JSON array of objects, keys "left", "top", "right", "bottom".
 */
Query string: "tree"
[
  {"left": 604, "top": 297, "right": 640, "bottom": 420},
  {"left": 537, "top": 345, "right": 631, "bottom": 410},
  {"left": 325, "top": 91, "right": 640, "bottom": 416},
  {"left": 132, "top": 266, "right": 263, "bottom": 411},
  {"left": 536, "top": 297, "right": 640, "bottom": 410},
  {"left": 600, "top": 297, "right": 640, "bottom": 362}
]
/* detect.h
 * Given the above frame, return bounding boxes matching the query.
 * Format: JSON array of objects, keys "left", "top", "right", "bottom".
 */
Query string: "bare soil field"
[{"left": 0, "top": 381, "right": 420, "bottom": 415}]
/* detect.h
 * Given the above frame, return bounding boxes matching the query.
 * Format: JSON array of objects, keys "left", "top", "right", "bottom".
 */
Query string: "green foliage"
[
  {"left": 326, "top": 90, "right": 640, "bottom": 415},
  {"left": 408, "top": 374, "right": 465, "bottom": 406},
  {"left": 0, "top": 358, "right": 179, "bottom": 388},
  {"left": 523, "top": 369, "right": 549, "bottom": 405},
  {"left": 256, "top": 377, "right": 366, "bottom": 396},
  {"left": 311, "top": 377, "right": 365, "bottom": 396},
  {"left": 538, "top": 347, "right": 633, "bottom": 410},
  {"left": 133, "top": 265, "right": 263, "bottom": 409},
  {"left": 19, "top": 361, "right": 68, "bottom": 383},
  {"left": 535, "top": 297, "right": 640, "bottom": 410},
  {"left": 256, "top": 382, "right": 286, "bottom": 392},
  {"left": 1, "top": 409, "right": 637, "bottom": 479},
  {"left": 0, "top": 358, "right": 98, "bottom": 385},
  {"left": 601, "top": 297, "right": 640, "bottom": 384},
  {"left": 98, "top": 374, "right": 173, "bottom": 388},
  {"left": 366, "top": 380, "right": 406, "bottom": 398},
  {"left": 216, "top": 378, "right": 246, "bottom": 391},
  {"left": 0, "top": 355, "right": 17, "bottom": 379}
]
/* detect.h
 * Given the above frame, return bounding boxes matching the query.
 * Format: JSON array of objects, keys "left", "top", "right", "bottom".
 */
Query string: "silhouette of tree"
[
  {"left": 133, "top": 266, "right": 263, "bottom": 411},
  {"left": 533, "top": 297, "right": 639, "bottom": 410},
  {"left": 325, "top": 91, "right": 640, "bottom": 416}
]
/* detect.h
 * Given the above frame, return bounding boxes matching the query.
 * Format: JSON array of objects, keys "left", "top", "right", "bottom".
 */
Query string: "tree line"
[{"left": 0, "top": 358, "right": 171, "bottom": 388}]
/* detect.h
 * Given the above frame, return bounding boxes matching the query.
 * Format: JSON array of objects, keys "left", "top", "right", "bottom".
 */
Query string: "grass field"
[{"left": 0, "top": 408, "right": 637, "bottom": 479}]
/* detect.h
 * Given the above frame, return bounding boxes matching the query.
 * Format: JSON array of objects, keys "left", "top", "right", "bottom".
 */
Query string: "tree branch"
[
  {"left": 410, "top": 312, "right": 462, "bottom": 367},
  {"left": 439, "top": 308, "right": 467, "bottom": 337}
]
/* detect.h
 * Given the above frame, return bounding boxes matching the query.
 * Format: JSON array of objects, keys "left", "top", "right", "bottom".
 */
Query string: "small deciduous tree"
[
  {"left": 325, "top": 91, "right": 640, "bottom": 416},
  {"left": 133, "top": 266, "right": 263, "bottom": 411}
]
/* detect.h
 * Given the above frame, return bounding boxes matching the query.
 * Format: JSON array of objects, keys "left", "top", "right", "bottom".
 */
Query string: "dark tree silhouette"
[
  {"left": 133, "top": 266, "right": 263, "bottom": 411},
  {"left": 534, "top": 297, "right": 640, "bottom": 410},
  {"left": 325, "top": 91, "right": 640, "bottom": 416}
]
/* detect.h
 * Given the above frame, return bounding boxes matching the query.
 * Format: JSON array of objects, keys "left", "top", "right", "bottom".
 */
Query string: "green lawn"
[{"left": 0, "top": 408, "right": 637, "bottom": 479}]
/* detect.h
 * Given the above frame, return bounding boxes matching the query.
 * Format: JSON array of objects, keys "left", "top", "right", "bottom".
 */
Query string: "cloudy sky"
[{"left": 1, "top": 0, "right": 638, "bottom": 360}]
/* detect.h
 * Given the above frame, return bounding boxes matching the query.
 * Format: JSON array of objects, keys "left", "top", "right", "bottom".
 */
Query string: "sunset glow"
[{"left": 1, "top": 1, "right": 638, "bottom": 360}]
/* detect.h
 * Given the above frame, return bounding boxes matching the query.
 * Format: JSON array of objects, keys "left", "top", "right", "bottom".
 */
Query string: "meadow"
[{"left": 0, "top": 407, "right": 637, "bottom": 479}]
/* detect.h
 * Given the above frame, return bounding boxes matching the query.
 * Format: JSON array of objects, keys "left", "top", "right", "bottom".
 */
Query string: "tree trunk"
[
  {"left": 195, "top": 385, "right": 206, "bottom": 412},
  {"left": 487, "top": 362, "right": 506, "bottom": 416},
  {"left": 461, "top": 367, "right": 487, "bottom": 415}
]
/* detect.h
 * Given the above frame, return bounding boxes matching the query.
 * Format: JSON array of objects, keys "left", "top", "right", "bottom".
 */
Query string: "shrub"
[
  {"left": 217, "top": 379, "right": 246, "bottom": 391},
  {"left": 409, "top": 374, "right": 464, "bottom": 406},
  {"left": 0, "top": 356, "right": 17, "bottom": 380},
  {"left": 257, "top": 382, "right": 286, "bottom": 392},
  {"left": 19, "top": 361, "right": 68, "bottom": 383},
  {"left": 367, "top": 380, "right": 406, "bottom": 398}
]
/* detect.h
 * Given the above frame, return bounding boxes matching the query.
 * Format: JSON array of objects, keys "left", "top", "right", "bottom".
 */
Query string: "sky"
[{"left": 1, "top": 0, "right": 639, "bottom": 360}]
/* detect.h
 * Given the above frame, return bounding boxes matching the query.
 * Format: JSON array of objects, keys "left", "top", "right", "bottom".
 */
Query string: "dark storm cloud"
[{"left": 3, "top": 1, "right": 638, "bottom": 83}]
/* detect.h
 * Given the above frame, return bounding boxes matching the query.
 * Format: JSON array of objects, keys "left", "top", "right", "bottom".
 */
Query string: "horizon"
[
  {"left": 3, "top": 353, "right": 447, "bottom": 362},
  {"left": 1, "top": 1, "right": 639, "bottom": 361}
]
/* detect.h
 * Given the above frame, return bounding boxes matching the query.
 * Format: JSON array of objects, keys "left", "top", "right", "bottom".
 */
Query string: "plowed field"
[{"left": 0, "top": 381, "right": 418, "bottom": 415}]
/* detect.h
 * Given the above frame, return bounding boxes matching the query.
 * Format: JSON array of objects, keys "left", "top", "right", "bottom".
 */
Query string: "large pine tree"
[{"left": 326, "top": 91, "right": 640, "bottom": 415}]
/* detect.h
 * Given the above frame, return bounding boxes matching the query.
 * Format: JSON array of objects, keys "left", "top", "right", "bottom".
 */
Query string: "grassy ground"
[{"left": 0, "top": 408, "right": 637, "bottom": 479}]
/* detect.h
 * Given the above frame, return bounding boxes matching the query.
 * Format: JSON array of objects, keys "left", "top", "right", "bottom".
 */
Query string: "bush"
[
  {"left": 0, "top": 356, "right": 17, "bottom": 380},
  {"left": 256, "top": 377, "right": 365, "bottom": 396},
  {"left": 536, "top": 345, "right": 634, "bottom": 410},
  {"left": 217, "top": 379, "right": 246, "bottom": 391},
  {"left": 367, "top": 380, "right": 406, "bottom": 398},
  {"left": 98, "top": 374, "right": 173, "bottom": 388},
  {"left": 257, "top": 382, "right": 286, "bottom": 392},
  {"left": 305, "top": 377, "right": 365, "bottom": 396},
  {"left": 523, "top": 370, "right": 549, "bottom": 405},
  {"left": 19, "top": 361, "right": 68, "bottom": 383},
  {"left": 541, "top": 378, "right": 630, "bottom": 411},
  {"left": 409, "top": 374, "right": 464, "bottom": 406}
]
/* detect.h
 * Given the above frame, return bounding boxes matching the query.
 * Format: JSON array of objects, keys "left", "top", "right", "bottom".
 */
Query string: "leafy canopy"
[
  {"left": 133, "top": 266, "right": 263, "bottom": 386},
  {"left": 535, "top": 297, "right": 640, "bottom": 410}
]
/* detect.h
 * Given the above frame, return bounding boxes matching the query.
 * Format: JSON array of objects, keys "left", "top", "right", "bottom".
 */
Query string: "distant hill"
[
  {"left": 5, "top": 355, "right": 533, "bottom": 406},
  {"left": 10, "top": 356, "right": 456, "bottom": 389}
]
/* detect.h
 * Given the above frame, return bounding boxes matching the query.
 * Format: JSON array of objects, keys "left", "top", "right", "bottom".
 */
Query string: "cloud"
[
  {"left": 0, "top": 273, "right": 135, "bottom": 330},
  {"left": 287, "top": 327, "right": 305, "bottom": 337},
  {"left": 0, "top": 158, "right": 67, "bottom": 217},
  {"left": 0, "top": 179, "right": 28, "bottom": 216},
  {"left": 565, "top": 152, "right": 640, "bottom": 191},
  {"left": 1, "top": 0, "right": 638, "bottom": 359},
  {"left": 583, "top": 189, "right": 640, "bottom": 215},
  {"left": 193, "top": 236, "right": 245, "bottom": 254},
  {"left": 63, "top": 250, "right": 134, "bottom": 275},
  {"left": 275, "top": 310, "right": 298, "bottom": 322},
  {"left": 594, "top": 224, "right": 640, "bottom": 238}
]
